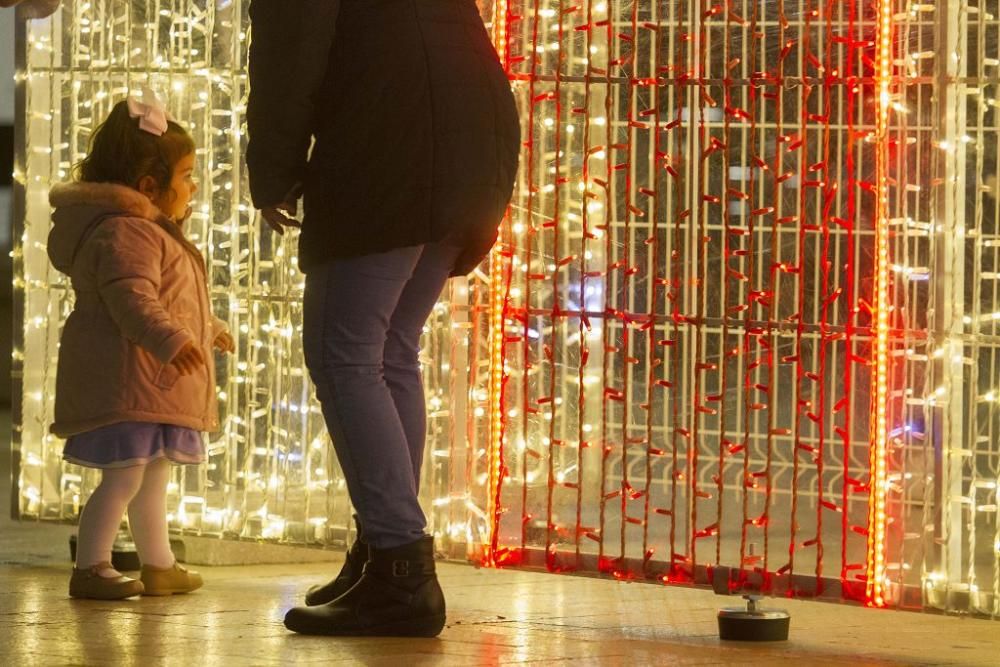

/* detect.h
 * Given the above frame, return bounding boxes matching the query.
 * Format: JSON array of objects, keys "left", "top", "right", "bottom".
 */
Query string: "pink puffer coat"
[{"left": 47, "top": 181, "right": 225, "bottom": 437}]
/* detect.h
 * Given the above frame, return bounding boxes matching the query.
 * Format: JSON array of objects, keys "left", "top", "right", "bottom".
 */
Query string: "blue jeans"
[{"left": 302, "top": 242, "right": 462, "bottom": 549}]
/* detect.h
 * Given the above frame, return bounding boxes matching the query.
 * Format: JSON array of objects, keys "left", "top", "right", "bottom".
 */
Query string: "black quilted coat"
[{"left": 246, "top": 0, "right": 521, "bottom": 276}]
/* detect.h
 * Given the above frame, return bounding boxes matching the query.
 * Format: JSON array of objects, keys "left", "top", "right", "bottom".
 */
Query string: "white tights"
[{"left": 75, "top": 458, "right": 175, "bottom": 576}]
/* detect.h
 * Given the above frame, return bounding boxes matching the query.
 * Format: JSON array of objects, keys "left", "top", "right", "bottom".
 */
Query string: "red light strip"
[
  {"left": 867, "top": 0, "right": 893, "bottom": 608},
  {"left": 485, "top": 0, "right": 512, "bottom": 566}
]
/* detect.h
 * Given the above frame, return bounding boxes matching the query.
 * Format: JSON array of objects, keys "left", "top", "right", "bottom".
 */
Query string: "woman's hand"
[
  {"left": 214, "top": 331, "right": 236, "bottom": 354},
  {"left": 260, "top": 183, "right": 304, "bottom": 235},
  {"left": 170, "top": 342, "right": 206, "bottom": 375}
]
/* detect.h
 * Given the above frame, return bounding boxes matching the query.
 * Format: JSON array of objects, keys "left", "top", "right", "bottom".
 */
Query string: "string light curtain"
[
  {"left": 12, "top": 1, "right": 1000, "bottom": 617},
  {"left": 12, "top": 1, "right": 496, "bottom": 558},
  {"left": 486, "top": 0, "right": 999, "bottom": 616}
]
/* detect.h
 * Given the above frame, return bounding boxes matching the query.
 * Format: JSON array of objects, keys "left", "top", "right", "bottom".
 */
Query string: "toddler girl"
[{"left": 47, "top": 87, "right": 234, "bottom": 600}]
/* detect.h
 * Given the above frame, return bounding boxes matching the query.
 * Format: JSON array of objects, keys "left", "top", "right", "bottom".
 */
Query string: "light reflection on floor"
[
  {"left": 1, "top": 557, "right": 998, "bottom": 666},
  {"left": 1, "top": 405, "right": 998, "bottom": 666}
]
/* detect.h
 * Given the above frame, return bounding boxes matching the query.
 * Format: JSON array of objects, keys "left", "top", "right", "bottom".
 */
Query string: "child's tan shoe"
[
  {"left": 69, "top": 562, "right": 144, "bottom": 600},
  {"left": 140, "top": 561, "right": 203, "bottom": 596}
]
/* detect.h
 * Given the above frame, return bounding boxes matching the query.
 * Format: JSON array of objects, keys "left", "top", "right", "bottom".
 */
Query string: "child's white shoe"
[{"left": 140, "top": 561, "right": 203, "bottom": 596}]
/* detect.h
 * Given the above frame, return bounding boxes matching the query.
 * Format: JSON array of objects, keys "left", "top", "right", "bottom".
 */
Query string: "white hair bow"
[{"left": 126, "top": 86, "right": 175, "bottom": 136}]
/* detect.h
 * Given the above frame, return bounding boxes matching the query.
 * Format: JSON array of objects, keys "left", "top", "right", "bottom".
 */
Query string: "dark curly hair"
[{"left": 75, "top": 99, "right": 194, "bottom": 194}]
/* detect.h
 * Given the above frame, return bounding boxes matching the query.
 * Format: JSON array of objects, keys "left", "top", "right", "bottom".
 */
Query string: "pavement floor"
[{"left": 3, "top": 410, "right": 999, "bottom": 666}]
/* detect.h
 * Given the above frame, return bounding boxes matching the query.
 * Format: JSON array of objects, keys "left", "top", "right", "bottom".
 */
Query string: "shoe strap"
[{"left": 79, "top": 561, "right": 116, "bottom": 576}]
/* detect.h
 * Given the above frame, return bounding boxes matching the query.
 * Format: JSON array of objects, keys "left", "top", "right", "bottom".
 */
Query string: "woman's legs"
[
  {"left": 289, "top": 243, "right": 457, "bottom": 635},
  {"left": 302, "top": 242, "right": 461, "bottom": 549},
  {"left": 383, "top": 242, "right": 463, "bottom": 490},
  {"left": 75, "top": 465, "right": 145, "bottom": 575},
  {"left": 127, "top": 458, "right": 174, "bottom": 569},
  {"left": 303, "top": 245, "right": 427, "bottom": 549}
]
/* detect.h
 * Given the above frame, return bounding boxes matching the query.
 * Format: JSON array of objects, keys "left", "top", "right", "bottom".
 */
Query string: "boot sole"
[{"left": 285, "top": 613, "right": 446, "bottom": 638}]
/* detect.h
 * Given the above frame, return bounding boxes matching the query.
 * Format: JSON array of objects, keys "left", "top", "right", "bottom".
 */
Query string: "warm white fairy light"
[
  {"left": 12, "top": 1, "right": 494, "bottom": 554},
  {"left": 885, "top": 0, "right": 1000, "bottom": 616},
  {"left": 11, "top": 0, "right": 1000, "bottom": 617}
]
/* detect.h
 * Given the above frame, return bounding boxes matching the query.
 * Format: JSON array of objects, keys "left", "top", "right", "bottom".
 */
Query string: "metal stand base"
[{"left": 718, "top": 595, "right": 791, "bottom": 641}]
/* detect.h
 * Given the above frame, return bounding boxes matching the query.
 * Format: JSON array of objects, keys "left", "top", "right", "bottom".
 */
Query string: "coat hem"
[{"left": 50, "top": 411, "right": 215, "bottom": 438}]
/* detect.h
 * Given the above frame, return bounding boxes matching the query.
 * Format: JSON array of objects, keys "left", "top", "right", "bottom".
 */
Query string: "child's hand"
[
  {"left": 214, "top": 331, "right": 235, "bottom": 354},
  {"left": 171, "top": 342, "right": 206, "bottom": 375}
]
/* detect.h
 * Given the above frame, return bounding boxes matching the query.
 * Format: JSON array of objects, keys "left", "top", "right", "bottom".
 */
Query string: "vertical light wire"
[
  {"left": 867, "top": 0, "right": 893, "bottom": 609},
  {"left": 485, "top": 0, "right": 513, "bottom": 566}
]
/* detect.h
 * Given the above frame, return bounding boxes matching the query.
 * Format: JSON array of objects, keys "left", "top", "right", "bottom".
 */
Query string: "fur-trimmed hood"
[
  {"left": 50, "top": 181, "right": 162, "bottom": 219},
  {"left": 48, "top": 181, "right": 167, "bottom": 273},
  {"left": 47, "top": 181, "right": 169, "bottom": 273}
]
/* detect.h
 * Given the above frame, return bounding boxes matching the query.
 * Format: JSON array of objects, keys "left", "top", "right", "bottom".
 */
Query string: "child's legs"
[
  {"left": 126, "top": 458, "right": 174, "bottom": 568},
  {"left": 75, "top": 465, "right": 145, "bottom": 570}
]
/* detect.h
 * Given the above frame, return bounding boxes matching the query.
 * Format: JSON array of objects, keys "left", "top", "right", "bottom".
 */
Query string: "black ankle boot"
[
  {"left": 304, "top": 515, "right": 367, "bottom": 606},
  {"left": 284, "top": 535, "right": 446, "bottom": 637}
]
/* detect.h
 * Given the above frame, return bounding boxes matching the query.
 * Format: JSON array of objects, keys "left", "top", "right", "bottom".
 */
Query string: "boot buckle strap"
[{"left": 390, "top": 559, "right": 434, "bottom": 577}]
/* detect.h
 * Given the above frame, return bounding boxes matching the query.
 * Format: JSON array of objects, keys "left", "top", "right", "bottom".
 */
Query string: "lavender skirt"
[{"left": 63, "top": 422, "right": 204, "bottom": 469}]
